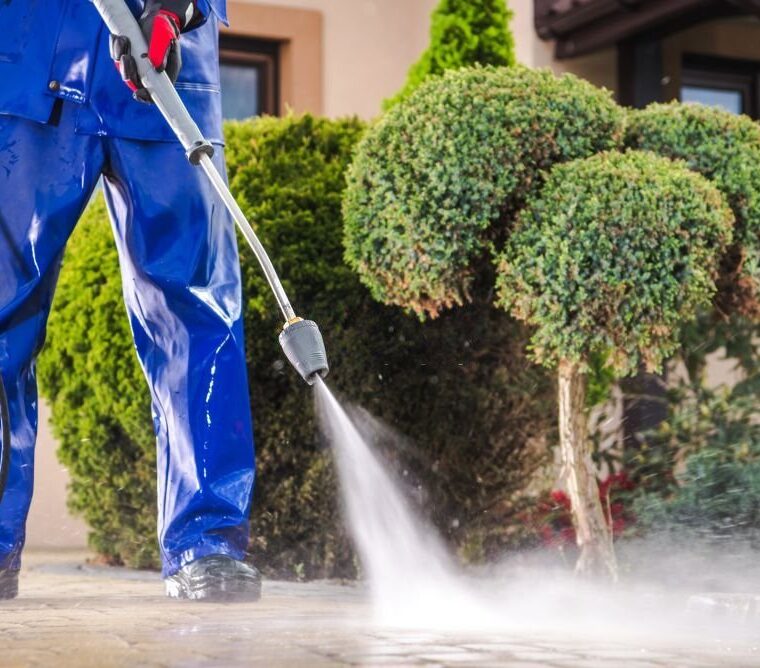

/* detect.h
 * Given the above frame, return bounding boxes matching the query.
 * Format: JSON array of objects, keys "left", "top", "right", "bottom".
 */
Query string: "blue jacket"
[{"left": 0, "top": 0, "right": 227, "bottom": 142}]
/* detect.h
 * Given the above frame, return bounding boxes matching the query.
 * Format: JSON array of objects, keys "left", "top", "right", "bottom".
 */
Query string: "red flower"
[
  {"left": 550, "top": 490, "right": 571, "bottom": 508},
  {"left": 528, "top": 471, "right": 637, "bottom": 549}
]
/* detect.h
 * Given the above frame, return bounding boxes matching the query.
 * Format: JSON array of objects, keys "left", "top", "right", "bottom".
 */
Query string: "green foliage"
[
  {"left": 626, "top": 102, "right": 760, "bottom": 311},
  {"left": 634, "top": 383, "right": 760, "bottom": 537},
  {"left": 586, "top": 350, "right": 617, "bottom": 408},
  {"left": 680, "top": 311, "right": 760, "bottom": 385},
  {"left": 385, "top": 0, "right": 516, "bottom": 109},
  {"left": 495, "top": 150, "right": 735, "bottom": 376},
  {"left": 627, "top": 299, "right": 760, "bottom": 536},
  {"left": 344, "top": 66, "right": 624, "bottom": 317},
  {"left": 40, "top": 114, "right": 555, "bottom": 577},
  {"left": 225, "top": 115, "right": 367, "bottom": 578}
]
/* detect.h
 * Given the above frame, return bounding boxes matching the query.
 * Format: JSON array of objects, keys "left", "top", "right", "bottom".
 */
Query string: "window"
[
  {"left": 219, "top": 36, "right": 280, "bottom": 120},
  {"left": 681, "top": 54, "right": 760, "bottom": 118},
  {"left": 681, "top": 86, "right": 743, "bottom": 114}
]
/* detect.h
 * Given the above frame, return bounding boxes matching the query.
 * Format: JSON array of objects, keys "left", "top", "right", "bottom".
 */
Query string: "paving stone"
[{"left": 5, "top": 551, "right": 760, "bottom": 668}]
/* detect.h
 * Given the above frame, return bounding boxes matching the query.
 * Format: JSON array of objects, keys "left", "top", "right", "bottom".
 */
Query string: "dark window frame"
[
  {"left": 681, "top": 53, "right": 760, "bottom": 119},
  {"left": 219, "top": 35, "right": 281, "bottom": 117}
]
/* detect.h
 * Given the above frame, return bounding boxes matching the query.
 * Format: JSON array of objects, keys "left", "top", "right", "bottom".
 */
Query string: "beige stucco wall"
[
  {"left": 512, "top": 0, "right": 618, "bottom": 92},
  {"left": 228, "top": 0, "right": 617, "bottom": 119},
  {"left": 230, "top": 0, "right": 439, "bottom": 119},
  {"left": 25, "top": 404, "right": 89, "bottom": 549}
]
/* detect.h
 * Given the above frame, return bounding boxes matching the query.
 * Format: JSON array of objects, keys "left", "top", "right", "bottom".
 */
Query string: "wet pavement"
[{"left": 2, "top": 551, "right": 759, "bottom": 667}]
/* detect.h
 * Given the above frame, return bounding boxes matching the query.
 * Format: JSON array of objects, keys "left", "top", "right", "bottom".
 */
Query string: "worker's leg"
[
  {"left": 102, "top": 139, "right": 255, "bottom": 577},
  {"left": 0, "top": 104, "right": 105, "bottom": 574}
]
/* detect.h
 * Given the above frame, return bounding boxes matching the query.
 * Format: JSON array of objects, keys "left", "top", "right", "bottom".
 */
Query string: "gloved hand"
[{"left": 110, "top": 0, "right": 201, "bottom": 103}]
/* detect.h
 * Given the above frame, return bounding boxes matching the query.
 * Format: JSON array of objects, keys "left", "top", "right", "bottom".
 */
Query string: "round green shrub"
[
  {"left": 385, "top": 0, "right": 516, "bottom": 109},
  {"left": 626, "top": 102, "right": 760, "bottom": 308},
  {"left": 495, "top": 150, "right": 735, "bottom": 375},
  {"left": 40, "top": 114, "right": 555, "bottom": 577},
  {"left": 344, "top": 65, "right": 624, "bottom": 317}
]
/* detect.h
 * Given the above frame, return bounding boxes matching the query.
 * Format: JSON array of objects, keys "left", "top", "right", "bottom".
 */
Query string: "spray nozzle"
[{"left": 279, "top": 319, "right": 330, "bottom": 385}]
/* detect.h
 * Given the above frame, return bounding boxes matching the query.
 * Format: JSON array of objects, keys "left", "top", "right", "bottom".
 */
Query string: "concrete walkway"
[{"left": 2, "top": 551, "right": 759, "bottom": 667}]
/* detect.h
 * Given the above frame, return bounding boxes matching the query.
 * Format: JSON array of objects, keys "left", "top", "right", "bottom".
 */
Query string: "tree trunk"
[{"left": 558, "top": 359, "right": 618, "bottom": 580}]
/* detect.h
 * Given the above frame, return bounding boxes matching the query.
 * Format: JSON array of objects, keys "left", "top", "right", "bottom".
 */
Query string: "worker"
[{"left": 0, "top": 0, "right": 261, "bottom": 602}]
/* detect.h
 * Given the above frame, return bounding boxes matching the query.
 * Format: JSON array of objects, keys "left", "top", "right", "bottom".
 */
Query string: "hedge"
[
  {"left": 625, "top": 102, "right": 760, "bottom": 314},
  {"left": 495, "top": 150, "right": 735, "bottom": 375},
  {"left": 344, "top": 66, "right": 624, "bottom": 318},
  {"left": 39, "top": 114, "right": 555, "bottom": 576}
]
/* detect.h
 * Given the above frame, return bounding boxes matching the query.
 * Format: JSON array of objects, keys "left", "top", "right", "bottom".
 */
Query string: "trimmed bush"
[
  {"left": 496, "top": 150, "right": 735, "bottom": 376},
  {"left": 495, "top": 149, "right": 733, "bottom": 576},
  {"left": 625, "top": 102, "right": 760, "bottom": 312},
  {"left": 344, "top": 66, "right": 624, "bottom": 318},
  {"left": 39, "top": 114, "right": 555, "bottom": 577},
  {"left": 385, "top": 0, "right": 516, "bottom": 109}
]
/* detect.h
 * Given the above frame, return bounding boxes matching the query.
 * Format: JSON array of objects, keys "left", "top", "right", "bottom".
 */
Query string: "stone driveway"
[{"left": 1, "top": 551, "right": 759, "bottom": 667}]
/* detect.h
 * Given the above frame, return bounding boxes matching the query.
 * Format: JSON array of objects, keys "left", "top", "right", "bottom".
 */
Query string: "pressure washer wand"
[{"left": 93, "top": 0, "right": 329, "bottom": 385}]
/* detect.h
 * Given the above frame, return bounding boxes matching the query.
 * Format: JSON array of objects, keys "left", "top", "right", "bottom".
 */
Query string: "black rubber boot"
[
  {"left": 165, "top": 555, "right": 261, "bottom": 602},
  {"left": 0, "top": 569, "right": 19, "bottom": 600}
]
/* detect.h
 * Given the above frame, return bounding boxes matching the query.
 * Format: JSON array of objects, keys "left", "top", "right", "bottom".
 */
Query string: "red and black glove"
[{"left": 110, "top": 0, "right": 202, "bottom": 103}]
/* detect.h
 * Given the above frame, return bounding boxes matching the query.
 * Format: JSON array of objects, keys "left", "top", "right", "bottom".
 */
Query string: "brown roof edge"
[
  {"left": 535, "top": 0, "right": 759, "bottom": 58},
  {"left": 535, "top": 0, "right": 639, "bottom": 40}
]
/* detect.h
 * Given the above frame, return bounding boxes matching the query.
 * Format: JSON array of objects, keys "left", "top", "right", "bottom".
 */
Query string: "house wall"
[
  {"left": 26, "top": 405, "right": 89, "bottom": 549},
  {"left": 224, "top": 0, "right": 440, "bottom": 119},
  {"left": 512, "top": 2, "right": 618, "bottom": 92},
  {"left": 222, "top": 0, "right": 618, "bottom": 119},
  {"left": 662, "top": 16, "right": 760, "bottom": 102}
]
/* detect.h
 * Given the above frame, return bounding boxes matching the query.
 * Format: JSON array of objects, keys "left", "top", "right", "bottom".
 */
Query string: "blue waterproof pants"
[{"left": 0, "top": 102, "right": 255, "bottom": 576}]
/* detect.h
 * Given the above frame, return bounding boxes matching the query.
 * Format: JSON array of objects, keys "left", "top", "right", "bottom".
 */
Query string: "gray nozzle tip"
[{"left": 279, "top": 319, "right": 330, "bottom": 385}]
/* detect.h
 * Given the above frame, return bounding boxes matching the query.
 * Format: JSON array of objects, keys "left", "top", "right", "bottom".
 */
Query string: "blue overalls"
[{"left": 0, "top": 0, "right": 256, "bottom": 577}]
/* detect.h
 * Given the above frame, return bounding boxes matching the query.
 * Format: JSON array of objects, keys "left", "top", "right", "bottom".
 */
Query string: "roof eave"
[{"left": 536, "top": 0, "right": 758, "bottom": 59}]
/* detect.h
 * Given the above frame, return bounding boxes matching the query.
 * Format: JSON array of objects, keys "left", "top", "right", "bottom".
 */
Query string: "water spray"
[{"left": 93, "top": 0, "right": 330, "bottom": 386}]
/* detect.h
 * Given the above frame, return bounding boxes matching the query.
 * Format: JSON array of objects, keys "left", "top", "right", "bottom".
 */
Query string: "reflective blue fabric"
[
  {"left": 0, "top": 102, "right": 255, "bottom": 577},
  {"left": 0, "top": 0, "right": 227, "bottom": 143}
]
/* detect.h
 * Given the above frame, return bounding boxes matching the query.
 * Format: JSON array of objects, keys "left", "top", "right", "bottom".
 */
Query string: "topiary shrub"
[
  {"left": 495, "top": 150, "right": 735, "bottom": 577},
  {"left": 497, "top": 151, "right": 734, "bottom": 375},
  {"left": 385, "top": 0, "right": 516, "bottom": 110},
  {"left": 625, "top": 102, "right": 760, "bottom": 315},
  {"left": 39, "top": 114, "right": 555, "bottom": 577},
  {"left": 344, "top": 66, "right": 624, "bottom": 318}
]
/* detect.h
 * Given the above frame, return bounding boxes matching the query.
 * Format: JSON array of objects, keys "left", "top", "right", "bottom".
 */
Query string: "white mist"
[{"left": 314, "top": 378, "right": 760, "bottom": 651}]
